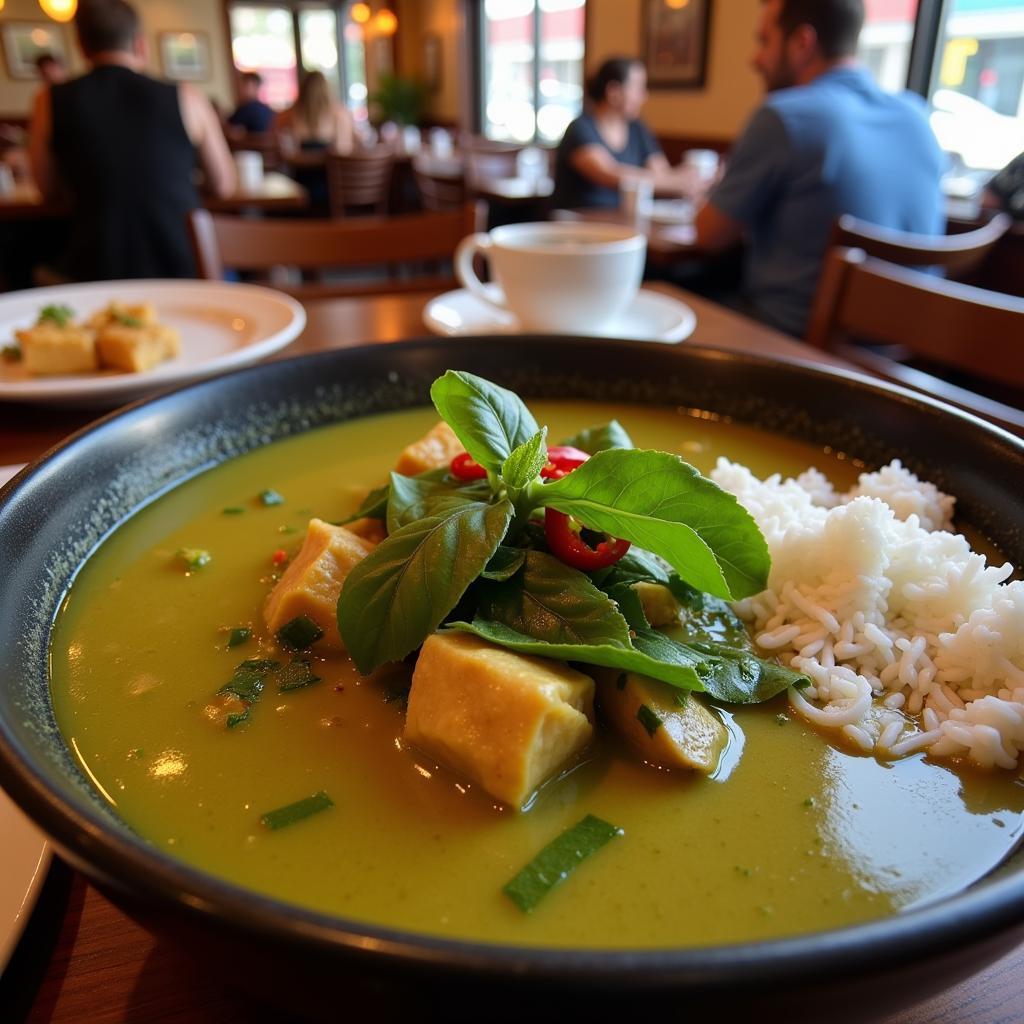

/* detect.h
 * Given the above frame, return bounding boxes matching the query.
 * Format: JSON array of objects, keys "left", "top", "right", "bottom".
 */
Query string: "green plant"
[{"left": 369, "top": 72, "right": 428, "bottom": 126}]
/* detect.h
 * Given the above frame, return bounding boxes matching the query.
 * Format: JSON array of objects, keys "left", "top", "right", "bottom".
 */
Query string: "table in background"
[{"left": 1, "top": 283, "right": 1022, "bottom": 1023}]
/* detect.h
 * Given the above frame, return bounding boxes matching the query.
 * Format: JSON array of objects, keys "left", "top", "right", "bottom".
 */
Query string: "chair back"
[
  {"left": 188, "top": 202, "right": 483, "bottom": 300},
  {"left": 463, "top": 145, "right": 521, "bottom": 186},
  {"left": 829, "top": 212, "right": 1012, "bottom": 277},
  {"left": 806, "top": 246, "right": 1024, "bottom": 434},
  {"left": 325, "top": 148, "right": 393, "bottom": 217},
  {"left": 227, "top": 131, "right": 281, "bottom": 173},
  {"left": 412, "top": 153, "right": 466, "bottom": 211}
]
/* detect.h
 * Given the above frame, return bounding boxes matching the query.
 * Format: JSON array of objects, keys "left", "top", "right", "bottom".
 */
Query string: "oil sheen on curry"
[{"left": 50, "top": 385, "right": 1024, "bottom": 949}]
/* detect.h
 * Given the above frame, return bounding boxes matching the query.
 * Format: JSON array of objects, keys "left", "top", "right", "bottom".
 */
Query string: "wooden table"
[
  {"left": 1, "top": 284, "right": 1022, "bottom": 1023},
  {"left": 0, "top": 173, "right": 307, "bottom": 222}
]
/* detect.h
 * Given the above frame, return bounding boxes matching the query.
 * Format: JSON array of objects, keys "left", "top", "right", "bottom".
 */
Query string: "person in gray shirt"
[{"left": 693, "top": 0, "right": 944, "bottom": 337}]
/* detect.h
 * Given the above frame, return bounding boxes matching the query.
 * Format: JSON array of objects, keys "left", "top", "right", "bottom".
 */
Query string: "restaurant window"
[
  {"left": 480, "top": 0, "right": 586, "bottom": 144},
  {"left": 227, "top": 1, "right": 368, "bottom": 120},
  {"left": 859, "top": 0, "right": 920, "bottom": 91},
  {"left": 926, "top": 0, "right": 1024, "bottom": 172}
]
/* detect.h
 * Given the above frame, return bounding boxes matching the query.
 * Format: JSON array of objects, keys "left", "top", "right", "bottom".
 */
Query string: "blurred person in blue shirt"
[
  {"left": 694, "top": 0, "right": 944, "bottom": 337},
  {"left": 227, "top": 71, "right": 274, "bottom": 135}
]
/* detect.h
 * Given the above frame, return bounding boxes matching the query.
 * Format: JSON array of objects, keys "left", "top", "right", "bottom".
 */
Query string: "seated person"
[
  {"left": 227, "top": 70, "right": 274, "bottom": 136},
  {"left": 275, "top": 70, "right": 354, "bottom": 215},
  {"left": 983, "top": 151, "right": 1024, "bottom": 220},
  {"left": 552, "top": 56, "right": 692, "bottom": 209},
  {"left": 29, "top": 0, "right": 235, "bottom": 281},
  {"left": 35, "top": 53, "right": 66, "bottom": 86},
  {"left": 693, "top": 0, "right": 945, "bottom": 337}
]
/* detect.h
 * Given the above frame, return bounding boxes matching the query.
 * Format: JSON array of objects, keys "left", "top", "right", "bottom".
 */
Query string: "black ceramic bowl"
[{"left": 2, "top": 338, "right": 1023, "bottom": 1024}]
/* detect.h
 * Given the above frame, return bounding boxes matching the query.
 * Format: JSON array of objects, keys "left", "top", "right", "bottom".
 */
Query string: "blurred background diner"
[{"left": 0, "top": 0, "right": 1021, "bottom": 403}]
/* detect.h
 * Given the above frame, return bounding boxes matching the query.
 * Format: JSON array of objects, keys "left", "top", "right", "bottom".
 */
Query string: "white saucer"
[
  {"left": 423, "top": 286, "right": 697, "bottom": 344},
  {"left": 0, "top": 785, "right": 50, "bottom": 975}
]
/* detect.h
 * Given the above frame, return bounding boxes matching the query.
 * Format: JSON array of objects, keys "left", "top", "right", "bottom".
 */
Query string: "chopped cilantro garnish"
[
  {"left": 260, "top": 791, "right": 333, "bottom": 831},
  {"left": 259, "top": 489, "right": 285, "bottom": 506},
  {"left": 276, "top": 615, "right": 323, "bottom": 651},
  {"left": 37, "top": 303, "right": 74, "bottom": 327},
  {"left": 1, "top": 343, "right": 22, "bottom": 363},
  {"left": 503, "top": 815, "right": 622, "bottom": 913},
  {"left": 177, "top": 548, "right": 211, "bottom": 572},
  {"left": 227, "top": 627, "right": 252, "bottom": 648},
  {"left": 277, "top": 658, "right": 322, "bottom": 692},
  {"left": 112, "top": 312, "right": 143, "bottom": 328}
]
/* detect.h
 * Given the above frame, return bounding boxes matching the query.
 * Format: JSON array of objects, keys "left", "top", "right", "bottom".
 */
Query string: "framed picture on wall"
[
  {"left": 158, "top": 31, "right": 211, "bottom": 82},
  {"left": 0, "top": 21, "right": 69, "bottom": 81},
  {"left": 642, "top": 0, "right": 713, "bottom": 89}
]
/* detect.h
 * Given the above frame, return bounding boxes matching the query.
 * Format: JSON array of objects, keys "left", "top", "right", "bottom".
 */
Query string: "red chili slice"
[
  {"left": 544, "top": 508, "right": 630, "bottom": 570},
  {"left": 541, "top": 445, "right": 590, "bottom": 480},
  {"left": 450, "top": 451, "right": 487, "bottom": 480}
]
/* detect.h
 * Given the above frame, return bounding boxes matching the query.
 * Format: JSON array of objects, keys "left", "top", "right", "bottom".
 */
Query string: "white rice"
[{"left": 711, "top": 457, "right": 1024, "bottom": 770}]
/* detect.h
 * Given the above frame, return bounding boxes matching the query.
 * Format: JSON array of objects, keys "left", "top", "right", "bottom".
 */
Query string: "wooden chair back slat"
[
  {"left": 188, "top": 203, "right": 482, "bottom": 299},
  {"left": 806, "top": 247, "right": 1024, "bottom": 434},
  {"left": 325, "top": 149, "right": 393, "bottom": 217}
]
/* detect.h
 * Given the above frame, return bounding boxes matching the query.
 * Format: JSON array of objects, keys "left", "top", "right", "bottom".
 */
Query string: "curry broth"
[{"left": 50, "top": 403, "right": 1024, "bottom": 948}]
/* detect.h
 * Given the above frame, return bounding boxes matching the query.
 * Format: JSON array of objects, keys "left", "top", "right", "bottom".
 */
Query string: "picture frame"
[
  {"left": 642, "top": 0, "right": 713, "bottom": 89},
  {"left": 0, "top": 21, "right": 69, "bottom": 81},
  {"left": 158, "top": 30, "right": 210, "bottom": 83}
]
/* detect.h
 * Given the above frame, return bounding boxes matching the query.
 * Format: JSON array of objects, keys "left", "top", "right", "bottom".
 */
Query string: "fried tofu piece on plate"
[
  {"left": 264, "top": 518, "right": 376, "bottom": 651},
  {"left": 15, "top": 323, "right": 97, "bottom": 375},
  {"left": 96, "top": 323, "right": 180, "bottom": 372},
  {"left": 404, "top": 631, "right": 595, "bottom": 810}
]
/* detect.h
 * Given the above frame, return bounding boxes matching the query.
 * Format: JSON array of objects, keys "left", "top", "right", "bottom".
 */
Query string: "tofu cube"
[
  {"left": 264, "top": 518, "right": 376, "bottom": 651},
  {"left": 15, "top": 324, "right": 97, "bottom": 375},
  {"left": 96, "top": 323, "right": 180, "bottom": 372},
  {"left": 86, "top": 302, "right": 158, "bottom": 330},
  {"left": 394, "top": 421, "right": 465, "bottom": 476},
  {"left": 596, "top": 670, "right": 727, "bottom": 775},
  {"left": 404, "top": 632, "right": 594, "bottom": 809}
]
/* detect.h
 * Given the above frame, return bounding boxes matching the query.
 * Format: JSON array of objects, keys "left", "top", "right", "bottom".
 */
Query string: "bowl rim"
[{"left": 2, "top": 336, "right": 1023, "bottom": 991}]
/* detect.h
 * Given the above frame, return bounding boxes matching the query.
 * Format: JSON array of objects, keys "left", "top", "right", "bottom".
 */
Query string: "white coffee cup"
[
  {"left": 455, "top": 221, "right": 647, "bottom": 333},
  {"left": 683, "top": 148, "right": 720, "bottom": 184},
  {"left": 620, "top": 175, "right": 653, "bottom": 222},
  {"left": 234, "top": 150, "right": 264, "bottom": 192}
]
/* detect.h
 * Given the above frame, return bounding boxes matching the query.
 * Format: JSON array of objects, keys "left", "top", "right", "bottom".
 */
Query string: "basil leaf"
[
  {"left": 501, "top": 427, "right": 548, "bottom": 490},
  {"left": 337, "top": 466, "right": 451, "bottom": 527},
  {"left": 447, "top": 620, "right": 706, "bottom": 692},
  {"left": 604, "top": 581, "right": 650, "bottom": 631},
  {"left": 430, "top": 370, "right": 539, "bottom": 473},
  {"left": 595, "top": 547, "right": 674, "bottom": 589},
  {"left": 338, "top": 499, "right": 514, "bottom": 674},
  {"left": 386, "top": 472, "right": 489, "bottom": 534},
  {"left": 561, "top": 419, "right": 634, "bottom": 454},
  {"left": 480, "top": 545, "right": 527, "bottom": 581},
  {"left": 538, "top": 449, "right": 769, "bottom": 600},
  {"left": 478, "top": 550, "right": 632, "bottom": 648},
  {"left": 670, "top": 579, "right": 754, "bottom": 648}
]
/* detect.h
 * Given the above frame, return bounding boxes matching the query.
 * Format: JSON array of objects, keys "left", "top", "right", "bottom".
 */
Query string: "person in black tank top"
[{"left": 29, "top": 0, "right": 235, "bottom": 282}]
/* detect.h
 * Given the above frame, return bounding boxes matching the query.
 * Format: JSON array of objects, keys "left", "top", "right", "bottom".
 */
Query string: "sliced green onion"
[
  {"left": 259, "top": 489, "right": 285, "bottom": 507},
  {"left": 260, "top": 791, "right": 333, "bottom": 831},
  {"left": 277, "top": 658, "right": 322, "bottom": 692},
  {"left": 113, "top": 312, "right": 143, "bottom": 328},
  {"left": 276, "top": 615, "right": 323, "bottom": 651},
  {"left": 227, "top": 627, "right": 252, "bottom": 649},
  {"left": 222, "top": 506, "right": 244, "bottom": 516},
  {"left": 637, "top": 704, "right": 662, "bottom": 737},
  {"left": 38, "top": 303, "right": 73, "bottom": 327},
  {"left": 502, "top": 814, "right": 622, "bottom": 913},
  {"left": 177, "top": 548, "right": 211, "bottom": 572}
]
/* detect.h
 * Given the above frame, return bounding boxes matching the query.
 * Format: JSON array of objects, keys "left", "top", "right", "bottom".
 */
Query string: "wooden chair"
[
  {"left": 188, "top": 202, "right": 482, "bottom": 300},
  {"left": 226, "top": 131, "right": 281, "bottom": 173},
  {"left": 805, "top": 247, "right": 1024, "bottom": 435},
  {"left": 325, "top": 148, "right": 394, "bottom": 217},
  {"left": 828, "top": 211, "right": 1012, "bottom": 278},
  {"left": 412, "top": 153, "right": 466, "bottom": 211}
]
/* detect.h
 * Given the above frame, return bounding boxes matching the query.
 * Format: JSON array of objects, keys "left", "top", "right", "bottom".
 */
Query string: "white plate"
[
  {"left": 0, "top": 280, "right": 306, "bottom": 407},
  {"left": 424, "top": 286, "right": 697, "bottom": 344},
  {"left": 0, "top": 785, "right": 50, "bottom": 975}
]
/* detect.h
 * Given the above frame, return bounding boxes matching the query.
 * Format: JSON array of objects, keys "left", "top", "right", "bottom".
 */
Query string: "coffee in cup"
[{"left": 454, "top": 221, "right": 646, "bottom": 334}]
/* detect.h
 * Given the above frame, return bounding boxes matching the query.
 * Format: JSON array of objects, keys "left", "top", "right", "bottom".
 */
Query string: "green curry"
[{"left": 50, "top": 400, "right": 1024, "bottom": 948}]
